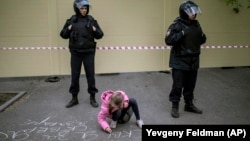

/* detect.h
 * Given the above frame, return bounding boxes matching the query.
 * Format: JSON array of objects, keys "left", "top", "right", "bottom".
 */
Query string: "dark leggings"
[{"left": 111, "top": 98, "right": 141, "bottom": 121}]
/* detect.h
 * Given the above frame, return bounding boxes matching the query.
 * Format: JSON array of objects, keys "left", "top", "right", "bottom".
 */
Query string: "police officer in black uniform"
[
  {"left": 60, "top": 0, "right": 104, "bottom": 108},
  {"left": 165, "top": 0, "right": 206, "bottom": 118}
]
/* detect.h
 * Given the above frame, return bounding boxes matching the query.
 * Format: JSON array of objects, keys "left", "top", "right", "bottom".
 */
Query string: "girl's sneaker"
[{"left": 136, "top": 119, "right": 144, "bottom": 128}]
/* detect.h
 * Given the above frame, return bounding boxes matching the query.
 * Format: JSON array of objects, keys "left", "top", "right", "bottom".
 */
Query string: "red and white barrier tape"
[
  {"left": 97, "top": 46, "right": 170, "bottom": 50},
  {"left": 0, "top": 45, "right": 249, "bottom": 50},
  {"left": 0, "top": 46, "right": 169, "bottom": 50},
  {"left": 0, "top": 47, "right": 68, "bottom": 50},
  {"left": 202, "top": 45, "right": 250, "bottom": 49}
]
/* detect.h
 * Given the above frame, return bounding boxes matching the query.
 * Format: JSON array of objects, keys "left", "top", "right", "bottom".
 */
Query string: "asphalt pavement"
[{"left": 0, "top": 67, "right": 249, "bottom": 141}]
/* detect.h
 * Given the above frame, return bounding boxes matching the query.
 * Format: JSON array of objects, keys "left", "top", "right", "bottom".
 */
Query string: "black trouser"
[
  {"left": 169, "top": 69, "right": 198, "bottom": 103},
  {"left": 112, "top": 98, "right": 141, "bottom": 121},
  {"left": 69, "top": 50, "right": 98, "bottom": 96}
]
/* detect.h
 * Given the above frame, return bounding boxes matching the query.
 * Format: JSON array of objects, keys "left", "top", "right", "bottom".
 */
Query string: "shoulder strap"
[
  {"left": 87, "top": 15, "right": 94, "bottom": 21},
  {"left": 86, "top": 15, "right": 95, "bottom": 28},
  {"left": 69, "top": 15, "right": 78, "bottom": 23}
]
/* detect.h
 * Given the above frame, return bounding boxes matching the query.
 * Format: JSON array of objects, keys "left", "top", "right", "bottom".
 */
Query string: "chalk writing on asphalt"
[{"left": 0, "top": 117, "right": 141, "bottom": 141}]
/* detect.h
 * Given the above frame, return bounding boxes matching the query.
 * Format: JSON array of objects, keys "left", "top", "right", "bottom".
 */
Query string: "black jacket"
[
  {"left": 60, "top": 15, "right": 104, "bottom": 53},
  {"left": 165, "top": 17, "right": 206, "bottom": 70}
]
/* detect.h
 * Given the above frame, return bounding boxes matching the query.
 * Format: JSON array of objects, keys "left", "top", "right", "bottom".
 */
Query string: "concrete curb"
[{"left": 0, "top": 91, "right": 26, "bottom": 112}]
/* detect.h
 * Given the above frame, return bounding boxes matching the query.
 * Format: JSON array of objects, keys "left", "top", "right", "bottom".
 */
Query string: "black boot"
[
  {"left": 184, "top": 101, "right": 202, "bottom": 114},
  {"left": 171, "top": 102, "right": 179, "bottom": 118},
  {"left": 90, "top": 94, "right": 99, "bottom": 108},
  {"left": 66, "top": 94, "right": 78, "bottom": 108}
]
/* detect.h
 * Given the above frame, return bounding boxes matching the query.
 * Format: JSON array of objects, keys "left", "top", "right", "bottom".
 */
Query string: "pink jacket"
[{"left": 97, "top": 90, "right": 129, "bottom": 131}]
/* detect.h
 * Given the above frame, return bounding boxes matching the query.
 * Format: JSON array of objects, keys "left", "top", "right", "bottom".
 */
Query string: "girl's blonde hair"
[{"left": 109, "top": 91, "right": 123, "bottom": 113}]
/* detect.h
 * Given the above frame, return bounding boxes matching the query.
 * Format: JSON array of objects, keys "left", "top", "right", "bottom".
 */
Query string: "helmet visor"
[
  {"left": 184, "top": 6, "right": 201, "bottom": 16},
  {"left": 75, "top": 0, "right": 91, "bottom": 9}
]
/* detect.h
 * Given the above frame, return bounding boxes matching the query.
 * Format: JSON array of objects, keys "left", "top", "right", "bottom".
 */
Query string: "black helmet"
[
  {"left": 179, "top": 0, "right": 201, "bottom": 20},
  {"left": 73, "top": 0, "right": 91, "bottom": 15}
]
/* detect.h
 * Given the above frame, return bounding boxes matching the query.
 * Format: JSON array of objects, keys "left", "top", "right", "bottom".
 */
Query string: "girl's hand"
[{"left": 105, "top": 127, "right": 112, "bottom": 134}]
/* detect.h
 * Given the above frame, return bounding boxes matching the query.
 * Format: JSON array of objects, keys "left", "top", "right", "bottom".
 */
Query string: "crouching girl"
[{"left": 97, "top": 90, "right": 144, "bottom": 133}]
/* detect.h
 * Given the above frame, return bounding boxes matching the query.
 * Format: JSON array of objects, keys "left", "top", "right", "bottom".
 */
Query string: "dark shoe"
[
  {"left": 90, "top": 96, "right": 99, "bottom": 108},
  {"left": 184, "top": 104, "right": 202, "bottom": 114},
  {"left": 66, "top": 98, "right": 78, "bottom": 108},
  {"left": 171, "top": 107, "right": 179, "bottom": 118}
]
